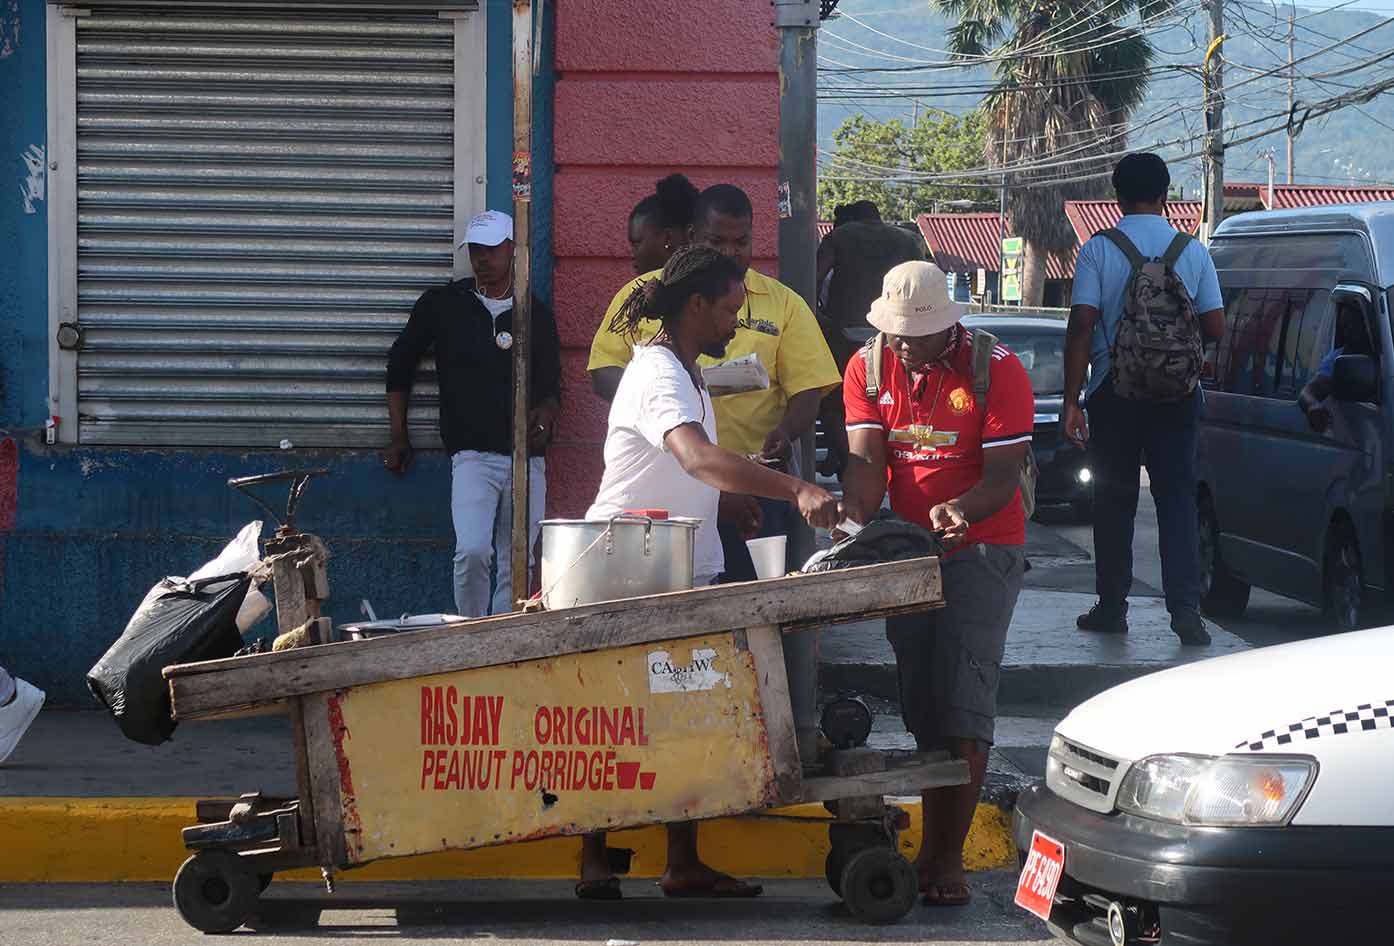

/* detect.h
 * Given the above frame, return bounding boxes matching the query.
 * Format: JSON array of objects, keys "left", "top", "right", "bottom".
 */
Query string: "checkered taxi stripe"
[{"left": 1235, "top": 700, "right": 1394, "bottom": 751}]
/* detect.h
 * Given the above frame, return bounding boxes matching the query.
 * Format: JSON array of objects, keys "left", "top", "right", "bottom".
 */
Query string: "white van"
[{"left": 1011, "top": 628, "right": 1394, "bottom": 946}]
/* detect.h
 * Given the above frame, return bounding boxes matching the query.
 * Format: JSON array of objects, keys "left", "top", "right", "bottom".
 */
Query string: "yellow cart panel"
[{"left": 326, "top": 631, "right": 777, "bottom": 865}]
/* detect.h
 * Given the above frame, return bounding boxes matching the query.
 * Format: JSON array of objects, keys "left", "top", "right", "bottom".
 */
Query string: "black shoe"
[
  {"left": 1171, "top": 610, "right": 1212, "bottom": 646},
  {"left": 1077, "top": 604, "right": 1128, "bottom": 634}
]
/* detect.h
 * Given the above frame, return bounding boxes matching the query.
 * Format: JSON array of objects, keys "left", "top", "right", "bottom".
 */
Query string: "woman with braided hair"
[{"left": 578, "top": 245, "right": 842, "bottom": 901}]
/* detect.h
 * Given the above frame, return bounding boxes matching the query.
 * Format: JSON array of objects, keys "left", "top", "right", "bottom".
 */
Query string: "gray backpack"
[
  {"left": 862, "top": 329, "right": 1038, "bottom": 519},
  {"left": 1099, "top": 228, "right": 1204, "bottom": 401}
]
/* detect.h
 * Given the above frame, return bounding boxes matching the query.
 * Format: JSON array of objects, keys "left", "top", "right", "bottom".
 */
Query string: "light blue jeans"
[{"left": 450, "top": 450, "right": 546, "bottom": 617}]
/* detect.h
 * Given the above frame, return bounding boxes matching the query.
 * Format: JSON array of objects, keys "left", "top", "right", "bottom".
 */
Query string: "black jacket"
[{"left": 386, "top": 278, "right": 562, "bottom": 456}]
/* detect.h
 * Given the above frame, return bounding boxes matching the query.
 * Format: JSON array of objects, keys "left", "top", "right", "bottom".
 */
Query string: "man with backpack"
[
  {"left": 841, "top": 260, "right": 1034, "bottom": 907},
  {"left": 1062, "top": 153, "right": 1226, "bottom": 645}
]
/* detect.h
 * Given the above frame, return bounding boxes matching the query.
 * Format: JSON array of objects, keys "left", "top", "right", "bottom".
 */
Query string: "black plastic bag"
[
  {"left": 802, "top": 512, "right": 943, "bottom": 572},
  {"left": 87, "top": 573, "right": 251, "bottom": 745}
]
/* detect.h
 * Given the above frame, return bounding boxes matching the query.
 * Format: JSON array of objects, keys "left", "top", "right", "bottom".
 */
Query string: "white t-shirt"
[
  {"left": 587, "top": 345, "right": 724, "bottom": 585},
  {"left": 475, "top": 292, "right": 513, "bottom": 317}
]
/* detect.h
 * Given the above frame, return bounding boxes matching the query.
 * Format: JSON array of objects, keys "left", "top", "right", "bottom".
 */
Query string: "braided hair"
[
  {"left": 630, "top": 173, "right": 700, "bottom": 231},
  {"left": 608, "top": 245, "right": 744, "bottom": 343}
]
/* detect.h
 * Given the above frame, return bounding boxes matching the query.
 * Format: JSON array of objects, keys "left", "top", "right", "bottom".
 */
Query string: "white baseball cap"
[
  {"left": 459, "top": 211, "right": 514, "bottom": 249},
  {"left": 867, "top": 260, "right": 966, "bottom": 337}
]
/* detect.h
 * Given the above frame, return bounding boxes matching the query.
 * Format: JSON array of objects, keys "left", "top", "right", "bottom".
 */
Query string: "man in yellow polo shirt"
[{"left": 589, "top": 184, "right": 840, "bottom": 579}]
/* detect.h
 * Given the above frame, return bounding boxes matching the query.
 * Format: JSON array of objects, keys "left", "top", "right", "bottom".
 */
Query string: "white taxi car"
[{"left": 1012, "top": 627, "right": 1394, "bottom": 945}]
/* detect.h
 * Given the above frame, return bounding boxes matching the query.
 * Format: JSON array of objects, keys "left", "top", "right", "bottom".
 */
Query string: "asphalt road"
[{"left": 0, "top": 875, "right": 1054, "bottom": 946}]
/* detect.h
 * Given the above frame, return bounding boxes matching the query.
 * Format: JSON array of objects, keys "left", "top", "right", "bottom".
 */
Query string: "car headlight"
[
  {"left": 1077, "top": 467, "right": 1092, "bottom": 484},
  {"left": 1116, "top": 754, "right": 1316, "bottom": 826}
]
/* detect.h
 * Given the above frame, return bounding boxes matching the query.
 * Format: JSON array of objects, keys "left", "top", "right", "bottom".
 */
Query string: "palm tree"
[{"left": 936, "top": 0, "right": 1168, "bottom": 305}]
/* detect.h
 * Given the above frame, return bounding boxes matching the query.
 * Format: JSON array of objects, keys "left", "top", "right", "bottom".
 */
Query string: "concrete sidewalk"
[{"left": 820, "top": 517, "right": 1251, "bottom": 709}]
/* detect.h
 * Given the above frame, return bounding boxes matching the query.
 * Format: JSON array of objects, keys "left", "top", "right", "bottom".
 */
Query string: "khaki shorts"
[{"left": 885, "top": 543, "right": 1025, "bottom": 748}]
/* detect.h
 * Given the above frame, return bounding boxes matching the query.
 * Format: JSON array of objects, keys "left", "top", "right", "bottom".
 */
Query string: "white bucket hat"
[{"left": 867, "top": 260, "right": 966, "bottom": 337}]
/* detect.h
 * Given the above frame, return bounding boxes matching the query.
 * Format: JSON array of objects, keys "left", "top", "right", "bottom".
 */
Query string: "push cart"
[{"left": 162, "top": 479, "right": 963, "bottom": 931}]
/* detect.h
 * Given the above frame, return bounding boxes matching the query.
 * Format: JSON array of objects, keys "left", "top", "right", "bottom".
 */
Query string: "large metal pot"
[{"left": 539, "top": 514, "right": 698, "bottom": 610}]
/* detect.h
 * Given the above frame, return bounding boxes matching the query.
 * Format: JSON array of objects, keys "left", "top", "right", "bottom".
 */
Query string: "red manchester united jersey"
[{"left": 843, "top": 327, "right": 1034, "bottom": 547}]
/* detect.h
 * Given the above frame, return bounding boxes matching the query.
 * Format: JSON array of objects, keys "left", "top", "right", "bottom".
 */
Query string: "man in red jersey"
[{"left": 840, "top": 261, "right": 1032, "bottom": 908}]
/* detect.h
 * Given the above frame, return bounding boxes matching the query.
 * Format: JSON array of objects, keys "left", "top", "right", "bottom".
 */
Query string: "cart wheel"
[
  {"left": 172, "top": 850, "right": 260, "bottom": 933},
  {"left": 825, "top": 849, "right": 846, "bottom": 898},
  {"left": 839, "top": 847, "right": 917, "bottom": 925}
]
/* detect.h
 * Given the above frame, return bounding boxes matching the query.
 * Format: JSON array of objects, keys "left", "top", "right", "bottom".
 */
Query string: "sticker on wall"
[
  {"left": 1, "top": 0, "right": 19, "bottom": 60},
  {"left": 777, "top": 181, "right": 792, "bottom": 220},
  {"left": 647, "top": 648, "right": 732, "bottom": 694},
  {"left": 19, "top": 144, "right": 44, "bottom": 215},
  {"left": 512, "top": 151, "right": 531, "bottom": 200}
]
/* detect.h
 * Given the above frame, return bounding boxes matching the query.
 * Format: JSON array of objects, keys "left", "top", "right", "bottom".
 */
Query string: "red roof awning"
[
  {"left": 1063, "top": 200, "right": 1203, "bottom": 247},
  {"left": 1262, "top": 185, "right": 1394, "bottom": 209},
  {"left": 915, "top": 213, "right": 1072, "bottom": 281}
]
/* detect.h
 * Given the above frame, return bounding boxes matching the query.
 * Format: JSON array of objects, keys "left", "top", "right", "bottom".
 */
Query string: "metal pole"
[
  {"left": 997, "top": 174, "right": 1007, "bottom": 304},
  {"left": 509, "top": 0, "right": 533, "bottom": 611},
  {"left": 1287, "top": 14, "right": 1296, "bottom": 186},
  {"left": 1202, "top": 2, "right": 1226, "bottom": 242},
  {"left": 776, "top": 0, "right": 821, "bottom": 763},
  {"left": 1265, "top": 148, "right": 1275, "bottom": 207}
]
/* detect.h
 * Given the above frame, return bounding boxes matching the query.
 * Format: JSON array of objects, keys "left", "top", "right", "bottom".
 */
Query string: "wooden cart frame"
[{"left": 164, "top": 558, "right": 965, "bottom": 930}]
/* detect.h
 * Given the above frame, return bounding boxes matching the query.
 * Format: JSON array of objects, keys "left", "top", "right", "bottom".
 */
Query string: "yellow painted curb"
[{"left": 0, "top": 797, "right": 1015, "bottom": 883}]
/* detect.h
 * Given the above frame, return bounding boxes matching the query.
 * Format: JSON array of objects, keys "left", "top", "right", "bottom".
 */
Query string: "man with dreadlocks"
[
  {"left": 588, "top": 184, "right": 842, "bottom": 581},
  {"left": 577, "top": 245, "right": 842, "bottom": 900}
]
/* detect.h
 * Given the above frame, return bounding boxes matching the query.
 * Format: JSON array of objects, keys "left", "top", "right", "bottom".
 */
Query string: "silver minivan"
[{"left": 1197, "top": 203, "right": 1394, "bottom": 631}]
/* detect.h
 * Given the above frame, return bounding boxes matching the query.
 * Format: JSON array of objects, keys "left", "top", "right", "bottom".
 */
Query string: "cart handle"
[{"left": 227, "top": 469, "right": 329, "bottom": 532}]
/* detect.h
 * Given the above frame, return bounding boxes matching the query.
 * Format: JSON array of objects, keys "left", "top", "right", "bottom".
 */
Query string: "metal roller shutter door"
[{"left": 72, "top": 4, "right": 470, "bottom": 446}]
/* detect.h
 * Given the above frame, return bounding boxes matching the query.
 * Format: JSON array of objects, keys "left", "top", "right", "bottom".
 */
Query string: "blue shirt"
[
  {"left": 1316, "top": 347, "right": 1344, "bottom": 380},
  {"left": 1072, "top": 213, "right": 1224, "bottom": 397}
]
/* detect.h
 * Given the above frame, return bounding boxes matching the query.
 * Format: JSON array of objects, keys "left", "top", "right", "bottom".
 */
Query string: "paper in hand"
[{"left": 702, "top": 353, "right": 770, "bottom": 397}]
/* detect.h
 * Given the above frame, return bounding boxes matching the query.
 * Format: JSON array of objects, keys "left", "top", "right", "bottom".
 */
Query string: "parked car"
[
  {"left": 1197, "top": 203, "right": 1394, "bottom": 630},
  {"left": 961, "top": 314, "right": 1093, "bottom": 518},
  {"left": 1012, "top": 625, "right": 1394, "bottom": 946}
]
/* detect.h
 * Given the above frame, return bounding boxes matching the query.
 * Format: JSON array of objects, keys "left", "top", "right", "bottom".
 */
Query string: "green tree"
[
  {"left": 818, "top": 111, "right": 995, "bottom": 222},
  {"left": 936, "top": 0, "right": 1166, "bottom": 304}
]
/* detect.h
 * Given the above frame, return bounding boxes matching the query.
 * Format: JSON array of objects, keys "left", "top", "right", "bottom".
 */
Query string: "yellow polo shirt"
[{"left": 588, "top": 268, "right": 841, "bottom": 456}]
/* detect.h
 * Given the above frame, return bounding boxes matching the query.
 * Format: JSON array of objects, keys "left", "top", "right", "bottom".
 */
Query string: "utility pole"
[
  {"left": 775, "top": 0, "right": 826, "bottom": 763},
  {"left": 1263, "top": 147, "right": 1276, "bottom": 206},
  {"left": 509, "top": 0, "right": 533, "bottom": 610},
  {"left": 1287, "top": 13, "right": 1296, "bottom": 185},
  {"left": 996, "top": 96, "right": 1009, "bottom": 305},
  {"left": 1202, "top": 0, "right": 1226, "bottom": 242},
  {"left": 997, "top": 174, "right": 1007, "bottom": 306}
]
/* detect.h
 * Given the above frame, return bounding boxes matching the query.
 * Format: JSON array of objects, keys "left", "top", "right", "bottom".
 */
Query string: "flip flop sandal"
[
  {"left": 574, "top": 878, "right": 623, "bottom": 901},
  {"left": 661, "top": 879, "right": 764, "bottom": 899},
  {"left": 922, "top": 882, "right": 972, "bottom": 907}
]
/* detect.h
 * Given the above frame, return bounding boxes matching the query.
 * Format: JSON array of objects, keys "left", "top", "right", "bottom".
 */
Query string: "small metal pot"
[
  {"left": 339, "top": 613, "right": 465, "bottom": 641},
  {"left": 539, "top": 515, "right": 698, "bottom": 610}
]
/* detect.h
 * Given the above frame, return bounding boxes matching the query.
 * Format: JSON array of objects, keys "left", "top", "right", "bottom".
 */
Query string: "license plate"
[{"left": 1014, "top": 830, "right": 1065, "bottom": 922}]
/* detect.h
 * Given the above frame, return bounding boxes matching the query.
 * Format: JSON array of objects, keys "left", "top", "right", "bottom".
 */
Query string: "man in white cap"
[
  {"left": 839, "top": 260, "right": 1033, "bottom": 908},
  {"left": 384, "top": 210, "right": 562, "bottom": 616}
]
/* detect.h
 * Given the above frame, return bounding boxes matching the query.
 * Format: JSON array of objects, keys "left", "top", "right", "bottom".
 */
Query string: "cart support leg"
[
  {"left": 746, "top": 625, "right": 802, "bottom": 798},
  {"left": 288, "top": 696, "right": 317, "bottom": 850}
]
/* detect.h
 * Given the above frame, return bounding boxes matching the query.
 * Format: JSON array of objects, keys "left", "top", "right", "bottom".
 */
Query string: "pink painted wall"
[{"left": 548, "top": 0, "right": 780, "bottom": 517}]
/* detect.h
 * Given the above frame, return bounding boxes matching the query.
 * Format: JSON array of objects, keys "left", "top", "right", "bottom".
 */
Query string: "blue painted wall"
[
  {"left": 1, "top": 0, "right": 49, "bottom": 430},
  {"left": 0, "top": 0, "right": 556, "bottom": 704}
]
